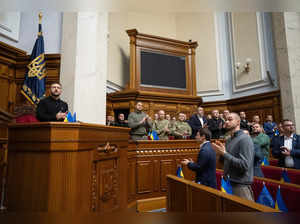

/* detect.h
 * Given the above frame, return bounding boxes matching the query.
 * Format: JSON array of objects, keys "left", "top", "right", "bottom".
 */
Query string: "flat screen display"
[{"left": 140, "top": 51, "right": 186, "bottom": 90}]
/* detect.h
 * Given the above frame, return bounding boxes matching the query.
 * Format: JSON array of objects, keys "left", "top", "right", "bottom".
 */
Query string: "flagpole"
[{"left": 39, "top": 12, "right": 42, "bottom": 23}]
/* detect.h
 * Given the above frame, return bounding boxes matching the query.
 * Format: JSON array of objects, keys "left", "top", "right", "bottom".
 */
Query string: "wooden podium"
[{"left": 7, "top": 122, "right": 130, "bottom": 212}]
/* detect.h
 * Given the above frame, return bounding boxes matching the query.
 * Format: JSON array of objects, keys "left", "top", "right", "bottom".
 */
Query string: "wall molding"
[
  {"left": 228, "top": 12, "right": 273, "bottom": 94},
  {"left": 106, "top": 80, "right": 123, "bottom": 93}
]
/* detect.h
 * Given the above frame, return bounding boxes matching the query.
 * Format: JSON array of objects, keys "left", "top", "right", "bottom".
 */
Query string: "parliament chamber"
[{"left": 0, "top": 12, "right": 299, "bottom": 216}]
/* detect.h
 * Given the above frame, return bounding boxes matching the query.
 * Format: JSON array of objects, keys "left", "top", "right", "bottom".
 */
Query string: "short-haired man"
[
  {"left": 172, "top": 113, "right": 192, "bottom": 139},
  {"left": 188, "top": 106, "right": 208, "bottom": 139},
  {"left": 239, "top": 111, "right": 250, "bottom": 131},
  {"left": 223, "top": 110, "right": 230, "bottom": 120},
  {"left": 252, "top": 123, "right": 270, "bottom": 159},
  {"left": 207, "top": 110, "right": 224, "bottom": 139},
  {"left": 36, "top": 83, "right": 68, "bottom": 122},
  {"left": 271, "top": 119, "right": 300, "bottom": 169},
  {"left": 128, "top": 102, "right": 152, "bottom": 141},
  {"left": 263, "top": 115, "right": 277, "bottom": 139},
  {"left": 182, "top": 128, "right": 216, "bottom": 188},
  {"left": 106, "top": 115, "right": 115, "bottom": 126},
  {"left": 250, "top": 115, "right": 260, "bottom": 134},
  {"left": 115, "top": 113, "right": 128, "bottom": 127},
  {"left": 153, "top": 110, "right": 171, "bottom": 140},
  {"left": 212, "top": 113, "right": 254, "bottom": 201}
]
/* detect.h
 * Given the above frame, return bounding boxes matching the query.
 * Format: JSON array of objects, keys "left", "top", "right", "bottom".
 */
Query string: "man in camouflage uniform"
[
  {"left": 153, "top": 110, "right": 170, "bottom": 140},
  {"left": 172, "top": 113, "right": 192, "bottom": 139},
  {"left": 128, "top": 102, "right": 152, "bottom": 141}
]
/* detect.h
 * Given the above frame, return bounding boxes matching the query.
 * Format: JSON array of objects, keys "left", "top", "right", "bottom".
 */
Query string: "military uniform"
[
  {"left": 128, "top": 110, "right": 152, "bottom": 141},
  {"left": 153, "top": 119, "right": 170, "bottom": 140},
  {"left": 172, "top": 121, "right": 192, "bottom": 139}
]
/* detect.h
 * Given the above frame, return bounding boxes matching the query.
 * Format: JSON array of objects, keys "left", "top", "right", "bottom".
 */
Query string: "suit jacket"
[
  {"left": 271, "top": 134, "right": 300, "bottom": 169},
  {"left": 207, "top": 118, "right": 224, "bottom": 139},
  {"left": 188, "top": 114, "right": 208, "bottom": 139},
  {"left": 263, "top": 122, "right": 277, "bottom": 138},
  {"left": 240, "top": 119, "right": 250, "bottom": 131},
  {"left": 187, "top": 142, "right": 216, "bottom": 188}
]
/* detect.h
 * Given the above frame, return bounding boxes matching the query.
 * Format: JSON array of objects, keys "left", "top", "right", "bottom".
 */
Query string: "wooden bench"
[{"left": 167, "top": 174, "right": 278, "bottom": 212}]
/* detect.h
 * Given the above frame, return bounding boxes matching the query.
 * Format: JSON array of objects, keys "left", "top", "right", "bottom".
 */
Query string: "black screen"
[{"left": 140, "top": 51, "right": 186, "bottom": 89}]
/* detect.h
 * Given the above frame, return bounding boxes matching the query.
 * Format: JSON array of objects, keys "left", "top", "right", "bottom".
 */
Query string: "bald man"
[{"left": 212, "top": 113, "right": 254, "bottom": 201}]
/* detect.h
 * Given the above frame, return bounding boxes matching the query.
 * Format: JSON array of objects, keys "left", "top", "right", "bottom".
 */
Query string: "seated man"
[
  {"left": 172, "top": 113, "right": 192, "bottom": 139},
  {"left": 271, "top": 119, "right": 300, "bottom": 169},
  {"left": 106, "top": 115, "right": 115, "bottom": 126},
  {"left": 128, "top": 102, "right": 152, "bottom": 141},
  {"left": 152, "top": 110, "right": 170, "bottom": 140},
  {"left": 182, "top": 128, "right": 216, "bottom": 188},
  {"left": 115, "top": 113, "right": 128, "bottom": 127},
  {"left": 36, "top": 82, "right": 68, "bottom": 122}
]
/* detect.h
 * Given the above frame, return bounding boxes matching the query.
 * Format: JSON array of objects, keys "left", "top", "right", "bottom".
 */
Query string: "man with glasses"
[
  {"left": 36, "top": 82, "right": 68, "bottom": 121},
  {"left": 271, "top": 119, "right": 300, "bottom": 169}
]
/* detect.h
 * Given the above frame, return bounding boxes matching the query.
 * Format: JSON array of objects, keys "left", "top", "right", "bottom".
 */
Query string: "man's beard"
[{"left": 51, "top": 92, "right": 60, "bottom": 97}]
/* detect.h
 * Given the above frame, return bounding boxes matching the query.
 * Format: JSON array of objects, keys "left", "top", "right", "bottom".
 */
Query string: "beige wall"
[
  {"left": 231, "top": 13, "right": 262, "bottom": 87},
  {"left": 107, "top": 12, "right": 276, "bottom": 100},
  {"left": 108, "top": 13, "right": 177, "bottom": 87},
  {"left": 175, "top": 13, "right": 219, "bottom": 94},
  {"left": 108, "top": 12, "right": 219, "bottom": 93}
]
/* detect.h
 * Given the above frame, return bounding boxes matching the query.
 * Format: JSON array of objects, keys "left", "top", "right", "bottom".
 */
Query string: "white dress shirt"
[
  {"left": 197, "top": 115, "right": 204, "bottom": 127},
  {"left": 284, "top": 134, "right": 294, "bottom": 168}
]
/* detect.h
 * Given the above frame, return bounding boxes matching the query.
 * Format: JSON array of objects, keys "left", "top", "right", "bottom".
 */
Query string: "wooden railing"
[{"left": 167, "top": 174, "right": 278, "bottom": 212}]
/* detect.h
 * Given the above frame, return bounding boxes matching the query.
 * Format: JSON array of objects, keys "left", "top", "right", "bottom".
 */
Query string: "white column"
[
  {"left": 284, "top": 12, "right": 300, "bottom": 133},
  {"left": 60, "top": 12, "right": 108, "bottom": 124}
]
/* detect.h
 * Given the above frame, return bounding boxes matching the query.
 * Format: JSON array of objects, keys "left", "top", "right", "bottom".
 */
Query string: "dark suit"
[
  {"left": 208, "top": 118, "right": 224, "bottom": 139},
  {"left": 188, "top": 114, "right": 208, "bottom": 139},
  {"left": 240, "top": 119, "right": 250, "bottom": 131},
  {"left": 187, "top": 142, "right": 216, "bottom": 188},
  {"left": 271, "top": 134, "right": 300, "bottom": 169}
]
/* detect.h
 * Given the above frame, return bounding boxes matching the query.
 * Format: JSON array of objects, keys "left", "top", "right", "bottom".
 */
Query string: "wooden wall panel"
[
  {"left": 127, "top": 158, "right": 137, "bottom": 202},
  {"left": 202, "top": 90, "right": 281, "bottom": 124},
  {"left": 136, "top": 161, "right": 153, "bottom": 194},
  {"left": 129, "top": 141, "right": 200, "bottom": 201},
  {"left": 160, "top": 160, "right": 174, "bottom": 192}
]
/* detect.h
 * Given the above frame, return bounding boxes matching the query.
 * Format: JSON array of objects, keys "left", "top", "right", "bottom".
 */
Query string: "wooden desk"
[{"left": 7, "top": 122, "right": 130, "bottom": 212}]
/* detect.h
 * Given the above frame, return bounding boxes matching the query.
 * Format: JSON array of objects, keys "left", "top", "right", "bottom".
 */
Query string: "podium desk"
[{"left": 7, "top": 122, "right": 130, "bottom": 212}]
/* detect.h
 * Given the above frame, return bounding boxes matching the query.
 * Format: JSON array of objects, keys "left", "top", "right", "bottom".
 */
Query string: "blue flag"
[
  {"left": 275, "top": 187, "right": 288, "bottom": 212},
  {"left": 257, "top": 184, "right": 275, "bottom": 208},
  {"left": 21, "top": 18, "right": 46, "bottom": 105},
  {"left": 221, "top": 177, "right": 233, "bottom": 194},
  {"left": 176, "top": 166, "right": 184, "bottom": 178},
  {"left": 261, "top": 157, "right": 269, "bottom": 166},
  {"left": 64, "top": 112, "right": 77, "bottom": 122},
  {"left": 150, "top": 130, "right": 159, "bottom": 140},
  {"left": 281, "top": 170, "right": 291, "bottom": 183}
]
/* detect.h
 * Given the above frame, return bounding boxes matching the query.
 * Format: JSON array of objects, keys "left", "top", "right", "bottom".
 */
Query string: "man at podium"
[{"left": 36, "top": 82, "right": 69, "bottom": 122}]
